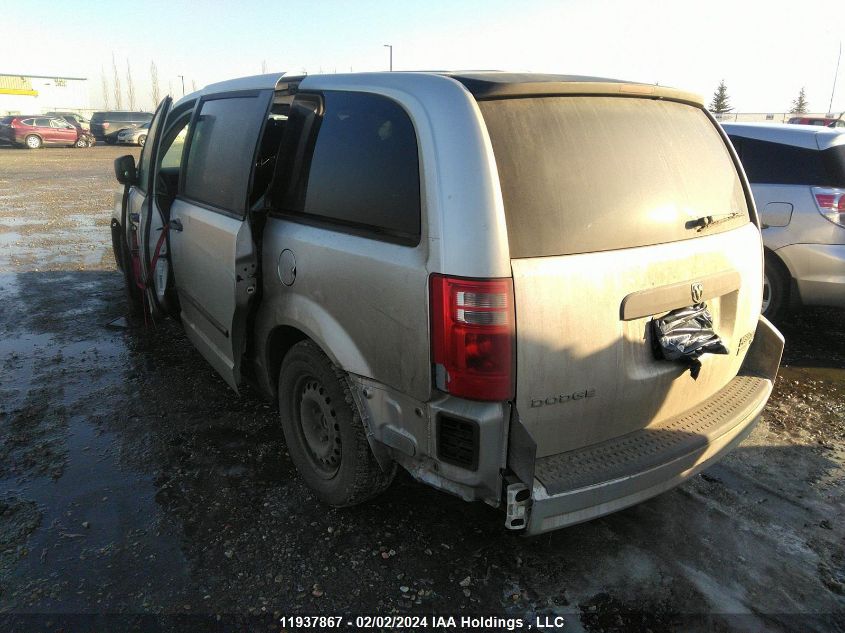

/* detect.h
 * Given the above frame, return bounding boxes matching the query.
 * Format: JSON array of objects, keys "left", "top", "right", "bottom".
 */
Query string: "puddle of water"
[
  {"left": 0, "top": 214, "right": 115, "bottom": 272},
  {"left": 0, "top": 218, "right": 47, "bottom": 228},
  {"left": 0, "top": 282, "right": 192, "bottom": 608},
  {"left": 2, "top": 414, "right": 192, "bottom": 611},
  {"left": 66, "top": 213, "right": 102, "bottom": 227},
  {"left": 778, "top": 365, "right": 845, "bottom": 386},
  {"left": 0, "top": 231, "right": 22, "bottom": 247},
  {"left": 0, "top": 191, "right": 30, "bottom": 202},
  {"left": 0, "top": 333, "right": 55, "bottom": 414}
]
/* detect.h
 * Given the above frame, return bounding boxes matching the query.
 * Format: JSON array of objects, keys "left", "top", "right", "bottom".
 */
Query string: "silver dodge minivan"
[{"left": 111, "top": 72, "right": 783, "bottom": 534}]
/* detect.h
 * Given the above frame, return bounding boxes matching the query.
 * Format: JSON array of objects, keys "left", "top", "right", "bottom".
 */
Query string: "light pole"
[
  {"left": 383, "top": 44, "right": 393, "bottom": 72},
  {"left": 177, "top": 74, "right": 185, "bottom": 96},
  {"left": 829, "top": 41, "right": 841, "bottom": 115}
]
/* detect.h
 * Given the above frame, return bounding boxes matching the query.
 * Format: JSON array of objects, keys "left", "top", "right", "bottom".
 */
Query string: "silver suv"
[
  {"left": 111, "top": 72, "right": 783, "bottom": 534},
  {"left": 722, "top": 122, "right": 845, "bottom": 320}
]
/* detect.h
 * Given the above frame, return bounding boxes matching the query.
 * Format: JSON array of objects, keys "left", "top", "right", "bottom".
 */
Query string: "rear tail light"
[
  {"left": 430, "top": 274, "right": 515, "bottom": 401},
  {"left": 812, "top": 187, "right": 845, "bottom": 228},
  {"left": 102, "top": 122, "right": 110, "bottom": 129}
]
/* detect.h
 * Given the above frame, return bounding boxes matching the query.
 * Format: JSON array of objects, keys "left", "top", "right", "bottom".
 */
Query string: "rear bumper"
[
  {"left": 523, "top": 316, "right": 783, "bottom": 535},
  {"left": 776, "top": 243, "right": 845, "bottom": 308}
]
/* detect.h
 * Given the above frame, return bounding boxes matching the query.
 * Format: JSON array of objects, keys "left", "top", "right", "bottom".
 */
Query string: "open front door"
[
  {"left": 127, "top": 96, "right": 172, "bottom": 315},
  {"left": 167, "top": 89, "right": 273, "bottom": 391}
]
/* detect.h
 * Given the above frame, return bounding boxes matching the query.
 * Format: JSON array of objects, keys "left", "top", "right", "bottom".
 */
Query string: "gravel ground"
[
  {"left": 0, "top": 147, "right": 843, "bottom": 632},
  {"left": 0, "top": 145, "right": 140, "bottom": 272}
]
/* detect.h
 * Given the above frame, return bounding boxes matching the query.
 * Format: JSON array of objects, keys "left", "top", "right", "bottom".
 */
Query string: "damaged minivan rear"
[
  {"left": 111, "top": 71, "right": 783, "bottom": 535},
  {"left": 465, "top": 78, "right": 783, "bottom": 532}
]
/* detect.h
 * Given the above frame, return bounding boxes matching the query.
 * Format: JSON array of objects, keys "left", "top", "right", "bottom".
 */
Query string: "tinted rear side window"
[
  {"left": 729, "top": 136, "right": 845, "bottom": 187},
  {"left": 478, "top": 97, "right": 749, "bottom": 258},
  {"left": 280, "top": 91, "right": 421, "bottom": 244},
  {"left": 183, "top": 95, "right": 267, "bottom": 213}
]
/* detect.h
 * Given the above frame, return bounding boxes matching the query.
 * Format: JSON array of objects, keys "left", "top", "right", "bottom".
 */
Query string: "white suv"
[{"left": 723, "top": 122, "right": 845, "bottom": 320}]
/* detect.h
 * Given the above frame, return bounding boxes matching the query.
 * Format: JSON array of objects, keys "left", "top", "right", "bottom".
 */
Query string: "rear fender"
[{"left": 253, "top": 293, "right": 373, "bottom": 399}]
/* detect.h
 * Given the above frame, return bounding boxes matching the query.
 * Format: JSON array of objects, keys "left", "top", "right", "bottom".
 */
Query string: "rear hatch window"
[{"left": 477, "top": 96, "right": 749, "bottom": 258}]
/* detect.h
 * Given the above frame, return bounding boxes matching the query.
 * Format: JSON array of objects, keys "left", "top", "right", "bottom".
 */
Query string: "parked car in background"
[
  {"left": 90, "top": 110, "right": 152, "bottom": 144},
  {"left": 723, "top": 122, "right": 845, "bottom": 320},
  {"left": 0, "top": 115, "right": 95, "bottom": 148},
  {"left": 110, "top": 72, "right": 782, "bottom": 535},
  {"left": 45, "top": 111, "right": 91, "bottom": 131},
  {"left": 117, "top": 121, "right": 150, "bottom": 146},
  {"left": 787, "top": 116, "right": 845, "bottom": 128}
]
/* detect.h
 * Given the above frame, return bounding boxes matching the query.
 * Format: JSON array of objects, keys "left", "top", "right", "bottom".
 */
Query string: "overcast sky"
[{"left": 4, "top": 0, "right": 843, "bottom": 113}]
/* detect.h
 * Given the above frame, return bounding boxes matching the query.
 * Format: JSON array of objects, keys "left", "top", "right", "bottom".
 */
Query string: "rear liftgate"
[{"left": 502, "top": 314, "right": 783, "bottom": 533}]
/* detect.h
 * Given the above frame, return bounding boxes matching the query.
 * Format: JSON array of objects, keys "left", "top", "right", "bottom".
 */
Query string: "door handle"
[{"left": 170, "top": 218, "right": 183, "bottom": 232}]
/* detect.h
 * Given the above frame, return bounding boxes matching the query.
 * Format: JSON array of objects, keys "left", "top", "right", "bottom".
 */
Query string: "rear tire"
[
  {"left": 762, "top": 255, "right": 790, "bottom": 322},
  {"left": 25, "top": 135, "right": 42, "bottom": 149},
  {"left": 138, "top": 135, "right": 147, "bottom": 147},
  {"left": 279, "top": 340, "right": 395, "bottom": 506}
]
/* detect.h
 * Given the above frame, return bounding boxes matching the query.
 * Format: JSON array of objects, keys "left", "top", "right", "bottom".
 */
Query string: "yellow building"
[{"left": 0, "top": 73, "right": 89, "bottom": 115}]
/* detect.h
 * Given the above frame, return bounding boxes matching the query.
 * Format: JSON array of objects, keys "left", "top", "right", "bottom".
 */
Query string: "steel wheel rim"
[
  {"left": 26, "top": 136, "right": 39, "bottom": 148},
  {"left": 761, "top": 273, "right": 771, "bottom": 313},
  {"left": 139, "top": 136, "right": 146, "bottom": 146},
  {"left": 297, "top": 377, "right": 341, "bottom": 478}
]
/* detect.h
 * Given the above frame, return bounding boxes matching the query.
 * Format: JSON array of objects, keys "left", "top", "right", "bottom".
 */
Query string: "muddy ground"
[{"left": 0, "top": 147, "right": 843, "bottom": 632}]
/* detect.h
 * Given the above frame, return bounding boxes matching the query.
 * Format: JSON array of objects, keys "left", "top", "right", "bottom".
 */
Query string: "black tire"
[
  {"left": 75, "top": 137, "right": 88, "bottom": 148},
  {"left": 762, "top": 255, "right": 790, "bottom": 322},
  {"left": 119, "top": 232, "right": 144, "bottom": 315},
  {"left": 25, "top": 134, "right": 42, "bottom": 149},
  {"left": 279, "top": 340, "right": 395, "bottom": 506}
]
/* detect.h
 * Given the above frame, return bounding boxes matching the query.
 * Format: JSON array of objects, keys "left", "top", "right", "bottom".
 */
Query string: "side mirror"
[{"left": 114, "top": 154, "right": 137, "bottom": 185}]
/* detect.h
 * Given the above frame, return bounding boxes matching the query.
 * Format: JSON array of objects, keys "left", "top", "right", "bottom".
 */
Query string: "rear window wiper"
[{"left": 687, "top": 212, "right": 742, "bottom": 232}]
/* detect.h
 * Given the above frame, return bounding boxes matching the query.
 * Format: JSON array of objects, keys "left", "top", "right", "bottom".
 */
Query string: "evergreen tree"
[
  {"left": 709, "top": 80, "right": 733, "bottom": 114},
  {"left": 790, "top": 87, "right": 809, "bottom": 114}
]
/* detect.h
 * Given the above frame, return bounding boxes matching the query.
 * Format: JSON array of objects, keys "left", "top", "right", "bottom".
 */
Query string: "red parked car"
[
  {"left": 787, "top": 116, "right": 845, "bottom": 128},
  {"left": 0, "top": 115, "right": 95, "bottom": 149}
]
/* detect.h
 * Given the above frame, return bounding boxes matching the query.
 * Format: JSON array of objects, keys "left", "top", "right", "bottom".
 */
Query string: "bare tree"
[
  {"left": 261, "top": 60, "right": 267, "bottom": 74},
  {"left": 100, "top": 66, "right": 110, "bottom": 109},
  {"left": 191, "top": 79, "right": 197, "bottom": 92},
  {"left": 150, "top": 61, "right": 161, "bottom": 106},
  {"left": 112, "top": 53, "right": 123, "bottom": 109},
  {"left": 126, "top": 59, "right": 136, "bottom": 110}
]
